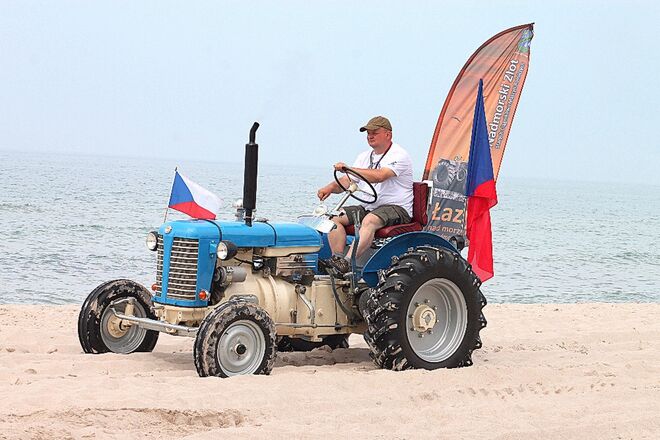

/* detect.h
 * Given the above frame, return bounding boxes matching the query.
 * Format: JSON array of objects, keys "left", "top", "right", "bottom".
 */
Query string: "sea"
[{"left": 1, "top": 150, "right": 659, "bottom": 305}]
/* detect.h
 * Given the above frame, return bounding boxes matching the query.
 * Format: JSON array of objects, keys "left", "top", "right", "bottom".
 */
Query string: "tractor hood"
[{"left": 159, "top": 220, "right": 321, "bottom": 248}]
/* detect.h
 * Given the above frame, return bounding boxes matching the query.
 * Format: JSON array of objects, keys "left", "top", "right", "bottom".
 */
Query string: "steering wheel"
[{"left": 334, "top": 167, "right": 377, "bottom": 204}]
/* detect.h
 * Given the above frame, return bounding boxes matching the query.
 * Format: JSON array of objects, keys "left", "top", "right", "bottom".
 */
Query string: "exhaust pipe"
[{"left": 243, "top": 122, "right": 259, "bottom": 226}]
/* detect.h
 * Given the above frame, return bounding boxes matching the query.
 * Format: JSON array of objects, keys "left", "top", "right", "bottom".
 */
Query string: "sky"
[{"left": 1, "top": 0, "right": 659, "bottom": 185}]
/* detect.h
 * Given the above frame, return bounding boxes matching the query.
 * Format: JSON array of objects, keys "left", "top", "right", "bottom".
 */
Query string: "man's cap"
[{"left": 359, "top": 116, "right": 392, "bottom": 132}]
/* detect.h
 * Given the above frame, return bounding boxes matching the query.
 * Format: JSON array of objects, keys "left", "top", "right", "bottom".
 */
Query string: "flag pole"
[{"left": 164, "top": 167, "right": 178, "bottom": 223}]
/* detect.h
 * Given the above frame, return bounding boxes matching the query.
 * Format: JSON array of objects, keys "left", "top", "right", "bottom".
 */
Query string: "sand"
[{"left": 0, "top": 303, "right": 659, "bottom": 439}]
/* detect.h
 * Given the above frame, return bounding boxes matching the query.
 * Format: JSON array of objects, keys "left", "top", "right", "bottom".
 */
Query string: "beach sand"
[{"left": 1, "top": 303, "right": 658, "bottom": 439}]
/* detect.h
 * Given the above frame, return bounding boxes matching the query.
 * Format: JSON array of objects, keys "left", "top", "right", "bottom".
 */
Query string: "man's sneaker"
[{"left": 324, "top": 255, "right": 351, "bottom": 275}]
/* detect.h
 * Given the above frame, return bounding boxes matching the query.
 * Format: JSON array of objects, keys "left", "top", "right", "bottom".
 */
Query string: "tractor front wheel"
[
  {"left": 194, "top": 301, "right": 277, "bottom": 377},
  {"left": 78, "top": 279, "right": 160, "bottom": 354},
  {"left": 362, "top": 246, "right": 487, "bottom": 370}
]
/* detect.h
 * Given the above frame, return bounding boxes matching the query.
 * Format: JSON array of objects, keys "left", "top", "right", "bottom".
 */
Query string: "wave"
[{"left": 0, "top": 203, "right": 43, "bottom": 213}]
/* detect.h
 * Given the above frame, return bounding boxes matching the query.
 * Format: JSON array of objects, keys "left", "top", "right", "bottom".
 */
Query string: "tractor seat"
[{"left": 345, "top": 182, "right": 428, "bottom": 239}]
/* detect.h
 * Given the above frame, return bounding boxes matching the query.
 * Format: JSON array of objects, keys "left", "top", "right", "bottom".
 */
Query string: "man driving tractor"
[{"left": 317, "top": 116, "right": 414, "bottom": 274}]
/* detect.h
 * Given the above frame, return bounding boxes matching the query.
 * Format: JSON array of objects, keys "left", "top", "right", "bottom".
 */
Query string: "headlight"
[
  {"left": 146, "top": 231, "right": 158, "bottom": 251},
  {"left": 217, "top": 240, "right": 238, "bottom": 260}
]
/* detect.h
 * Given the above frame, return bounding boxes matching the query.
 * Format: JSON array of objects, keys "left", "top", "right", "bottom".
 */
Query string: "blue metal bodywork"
[
  {"left": 160, "top": 220, "right": 322, "bottom": 248},
  {"left": 157, "top": 230, "right": 218, "bottom": 307},
  {"left": 154, "top": 220, "right": 321, "bottom": 306},
  {"left": 360, "top": 232, "right": 457, "bottom": 287},
  {"left": 153, "top": 218, "right": 457, "bottom": 307}
]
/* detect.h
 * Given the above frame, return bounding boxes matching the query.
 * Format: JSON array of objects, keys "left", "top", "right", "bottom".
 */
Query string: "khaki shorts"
[{"left": 342, "top": 205, "right": 411, "bottom": 227}]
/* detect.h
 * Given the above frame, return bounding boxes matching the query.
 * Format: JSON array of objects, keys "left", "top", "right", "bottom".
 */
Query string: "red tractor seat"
[{"left": 344, "top": 182, "right": 429, "bottom": 239}]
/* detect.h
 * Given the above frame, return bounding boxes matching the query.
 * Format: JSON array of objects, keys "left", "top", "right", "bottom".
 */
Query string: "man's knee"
[
  {"left": 361, "top": 213, "right": 384, "bottom": 231},
  {"left": 332, "top": 214, "right": 350, "bottom": 227}
]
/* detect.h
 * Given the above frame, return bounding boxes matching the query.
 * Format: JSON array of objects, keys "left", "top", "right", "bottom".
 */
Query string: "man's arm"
[
  {"left": 333, "top": 162, "right": 395, "bottom": 183},
  {"left": 317, "top": 175, "right": 351, "bottom": 201}
]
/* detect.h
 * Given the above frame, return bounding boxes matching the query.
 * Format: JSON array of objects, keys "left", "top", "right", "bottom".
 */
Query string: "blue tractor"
[{"left": 78, "top": 123, "right": 487, "bottom": 377}]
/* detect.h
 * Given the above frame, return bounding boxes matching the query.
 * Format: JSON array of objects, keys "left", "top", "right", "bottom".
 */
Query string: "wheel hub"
[
  {"left": 411, "top": 304, "right": 437, "bottom": 333},
  {"left": 405, "top": 278, "right": 469, "bottom": 362},
  {"left": 99, "top": 300, "right": 148, "bottom": 354},
  {"left": 106, "top": 314, "right": 128, "bottom": 338},
  {"left": 217, "top": 320, "right": 266, "bottom": 376},
  {"left": 234, "top": 343, "right": 247, "bottom": 356}
]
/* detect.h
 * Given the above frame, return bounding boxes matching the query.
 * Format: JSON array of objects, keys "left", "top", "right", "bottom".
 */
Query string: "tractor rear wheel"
[
  {"left": 78, "top": 279, "right": 160, "bottom": 354},
  {"left": 362, "top": 246, "right": 486, "bottom": 370},
  {"left": 194, "top": 301, "right": 277, "bottom": 377}
]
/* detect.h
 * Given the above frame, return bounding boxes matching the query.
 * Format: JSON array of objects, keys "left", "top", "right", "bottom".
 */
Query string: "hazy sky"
[{"left": 1, "top": 1, "right": 659, "bottom": 185}]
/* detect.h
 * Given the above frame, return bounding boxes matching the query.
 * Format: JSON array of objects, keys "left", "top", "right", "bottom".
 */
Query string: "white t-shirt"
[{"left": 352, "top": 143, "right": 414, "bottom": 217}]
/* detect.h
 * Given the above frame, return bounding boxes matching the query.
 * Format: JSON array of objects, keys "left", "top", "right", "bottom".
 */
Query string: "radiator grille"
[{"left": 156, "top": 236, "right": 199, "bottom": 300}]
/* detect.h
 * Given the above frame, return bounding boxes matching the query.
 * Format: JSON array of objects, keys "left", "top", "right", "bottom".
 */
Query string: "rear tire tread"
[{"left": 363, "top": 246, "right": 487, "bottom": 371}]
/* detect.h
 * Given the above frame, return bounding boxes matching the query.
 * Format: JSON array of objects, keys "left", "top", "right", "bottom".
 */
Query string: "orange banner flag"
[
  {"left": 423, "top": 24, "right": 534, "bottom": 181},
  {"left": 423, "top": 24, "right": 533, "bottom": 242}
]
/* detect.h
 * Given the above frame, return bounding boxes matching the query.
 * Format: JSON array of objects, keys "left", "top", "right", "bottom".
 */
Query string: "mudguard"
[{"left": 361, "top": 232, "right": 458, "bottom": 287}]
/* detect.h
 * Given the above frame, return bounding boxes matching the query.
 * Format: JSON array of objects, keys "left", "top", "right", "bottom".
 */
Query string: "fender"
[{"left": 361, "top": 232, "right": 459, "bottom": 287}]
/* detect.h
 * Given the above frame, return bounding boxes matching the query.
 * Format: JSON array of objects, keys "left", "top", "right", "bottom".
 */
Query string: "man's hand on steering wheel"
[
  {"left": 333, "top": 166, "right": 377, "bottom": 204},
  {"left": 333, "top": 162, "right": 348, "bottom": 172}
]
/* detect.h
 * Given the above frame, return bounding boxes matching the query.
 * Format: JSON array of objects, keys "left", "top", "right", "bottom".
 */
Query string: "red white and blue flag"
[
  {"left": 168, "top": 170, "right": 222, "bottom": 220},
  {"left": 466, "top": 79, "right": 498, "bottom": 282}
]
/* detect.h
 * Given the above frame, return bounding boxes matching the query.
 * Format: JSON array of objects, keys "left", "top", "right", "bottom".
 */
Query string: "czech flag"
[
  {"left": 466, "top": 79, "right": 498, "bottom": 282},
  {"left": 168, "top": 170, "right": 222, "bottom": 220}
]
